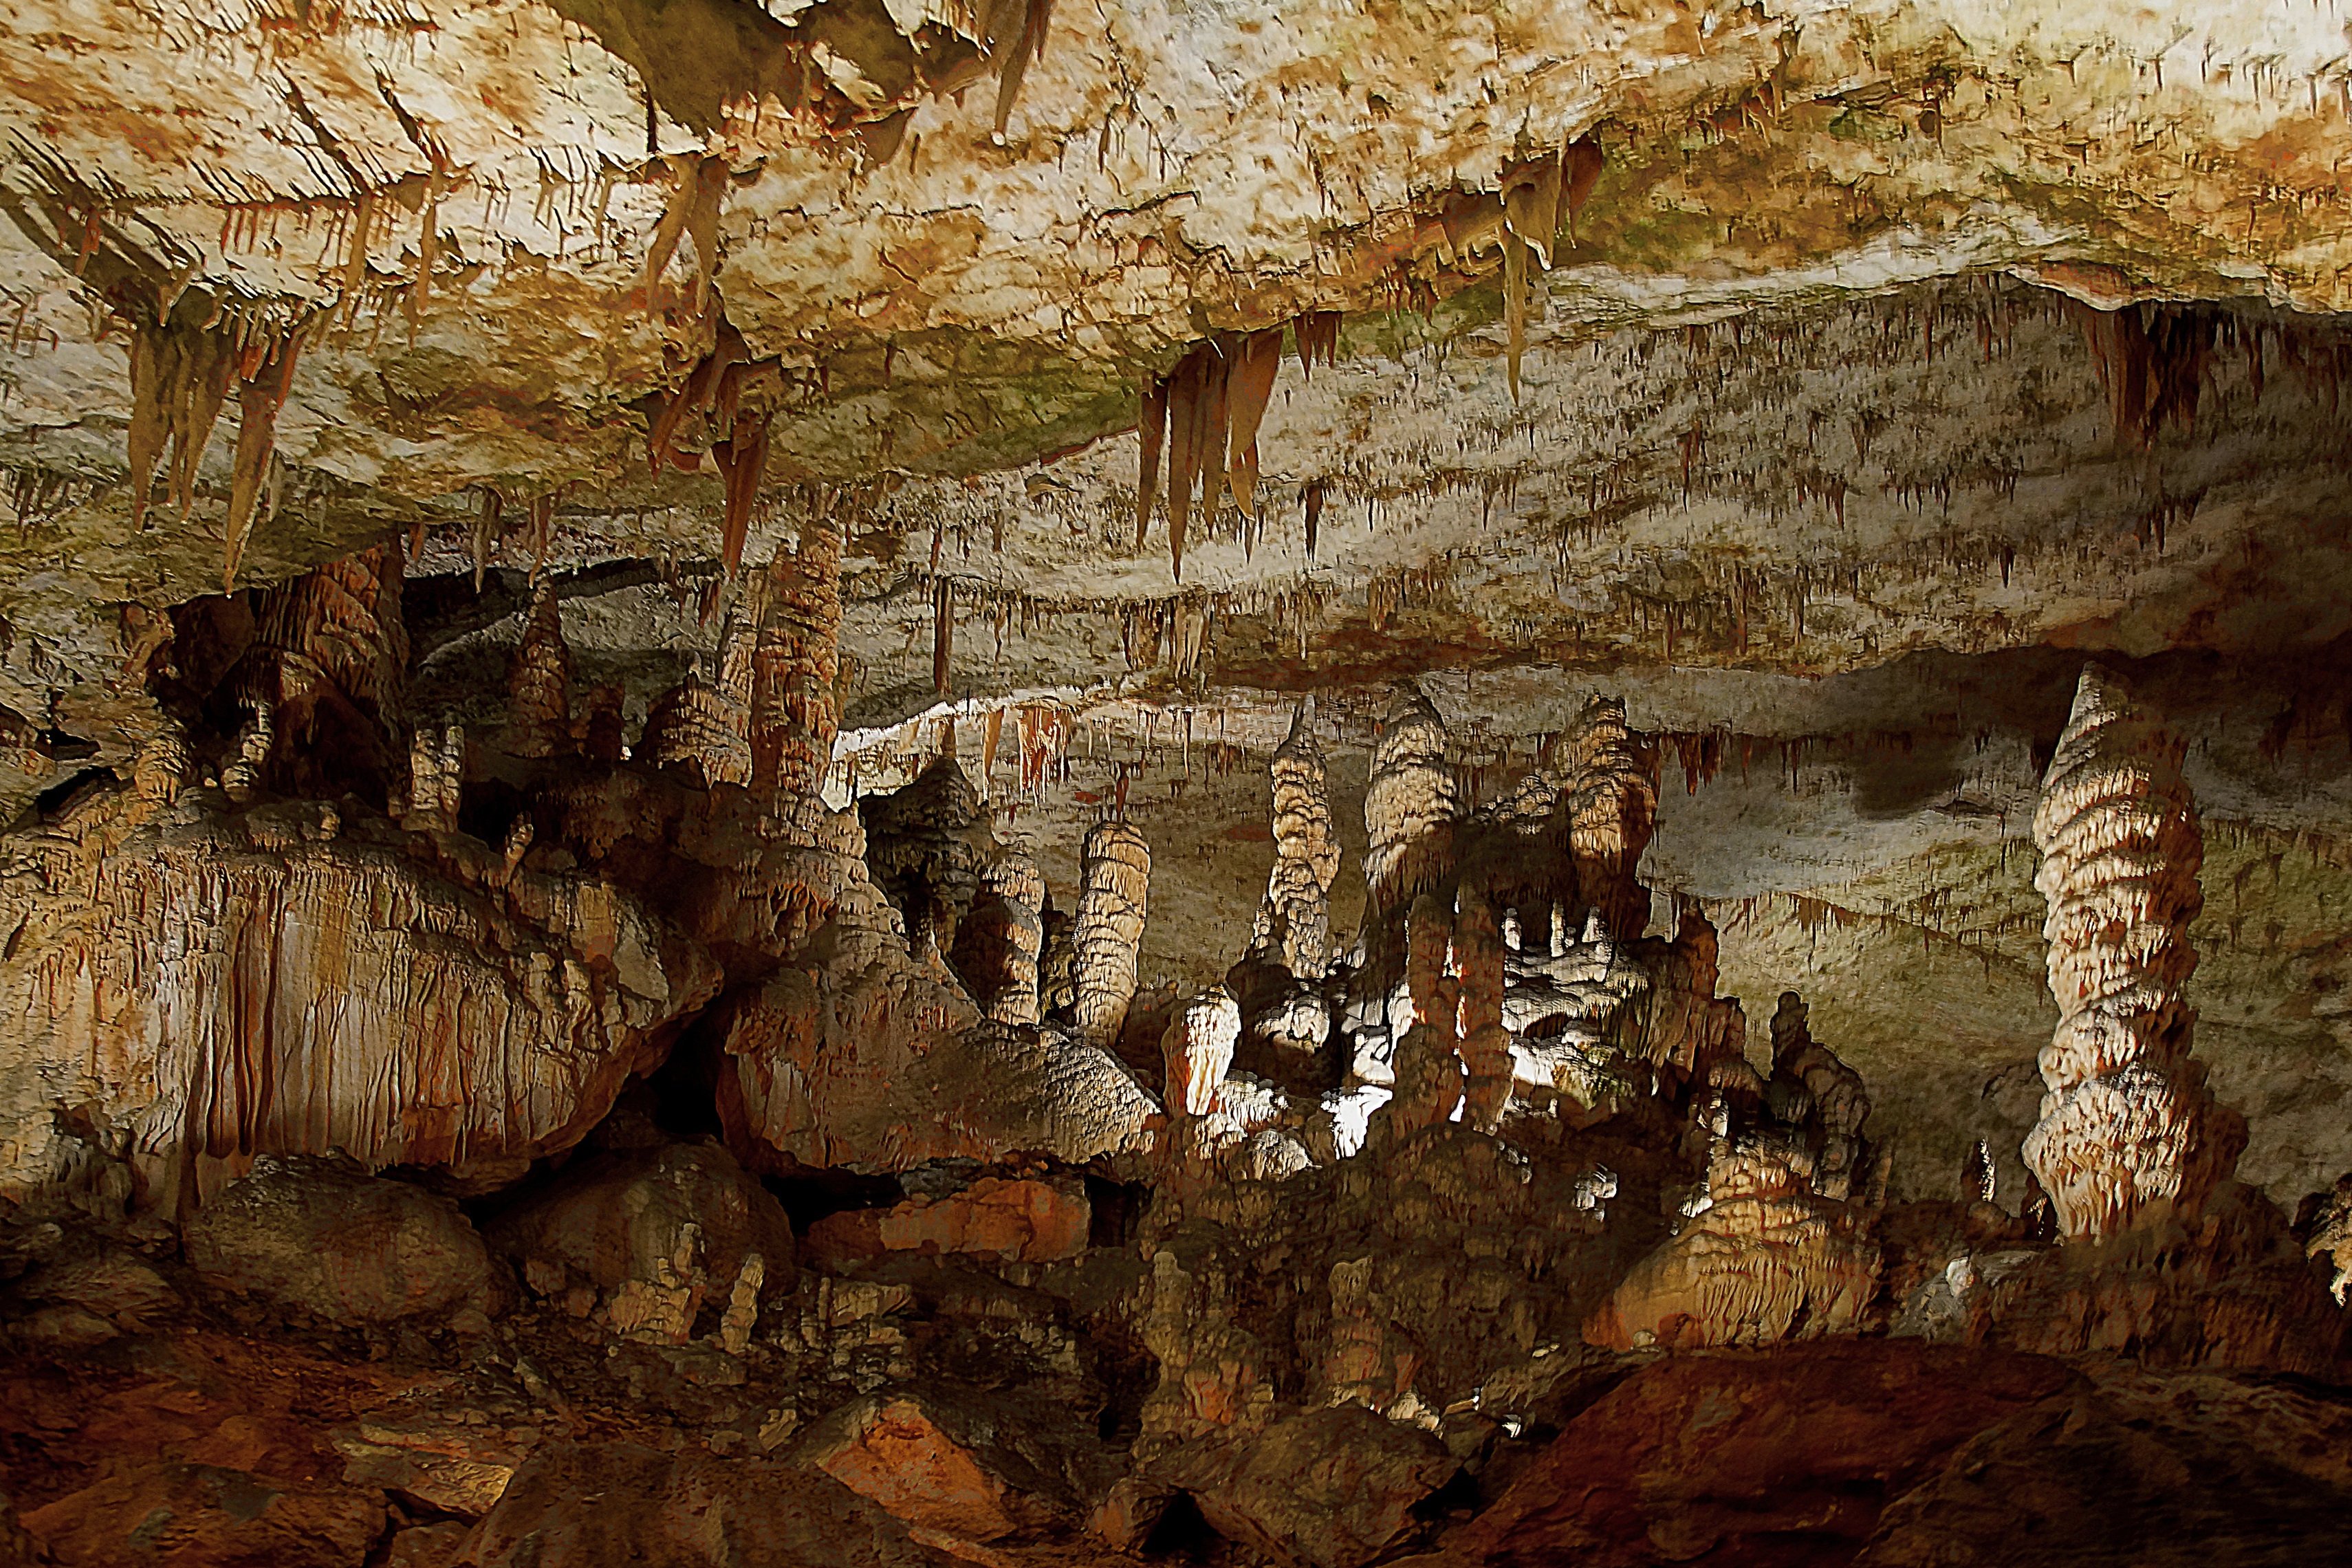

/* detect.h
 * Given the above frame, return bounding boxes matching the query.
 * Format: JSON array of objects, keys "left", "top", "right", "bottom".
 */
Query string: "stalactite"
[
  {"left": 1135, "top": 378, "right": 1166, "bottom": 550},
  {"left": 124, "top": 312, "right": 231, "bottom": 530},
  {"left": 1304, "top": 479, "right": 1323, "bottom": 559},
  {"left": 641, "top": 155, "right": 729, "bottom": 322},
  {"left": 1223, "top": 329, "right": 1284, "bottom": 518},
  {"left": 932, "top": 576, "right": 954, "bottom": 694},
  {"left": 2024, "top": 664, "right": 2241, "bottom": 1239}
]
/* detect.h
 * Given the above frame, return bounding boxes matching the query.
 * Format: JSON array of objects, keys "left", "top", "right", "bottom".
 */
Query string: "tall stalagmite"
[
  {"left": 1252, "top": 702, "right": 1340, "bottom": 978},
  {"left": 1561, "top": 696, "right": 1657, "bottom": 941},
  {"left": 2024, "top": 664, "right": 2238, "bottom": 1240},
  {"left": 748, "top": 515, "right": 845, "bottom": 834},
  {"left": 963, "top": 855, "right": 1045, "bottom": 1026},
  {"left": 1364, "top": 681, "right": 1458, "bottom": 915},
  {"left": 504, "top": 581, "right": 573, "bottom": 761},
  {"left": 1073, "top": 820, "right": 1151, "bottom": 1047}
]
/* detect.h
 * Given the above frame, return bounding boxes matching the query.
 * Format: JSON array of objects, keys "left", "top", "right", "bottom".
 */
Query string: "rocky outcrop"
[
  {"left": 1363, "top": 682, "right": 1458, "bottom": 915},
  {"left": 802, "top": 1175, "right": 1089, "bottom": 1267},
  {"left": 1071, "top": 820, "right": 1151, "bottom": 1047},
  {"left": 1177, "top": 1406, "right": 1457, "bottom": 1568},
  {"left": 488, "top": 1140, "right": 794, "bottom": 1341},
  {"left": 2300, "top": 1173, "right": 2352, "bottom": 1303},
  {"left": 0, "top": 788, "right": 719, "bottom": 1212},
  {"left": 1252, "top": 703, "right": 1342, "bottom": 979},
  {"left": 860, "top": 757, "right": 990, "bottom": 961},
  {"left": 637, "top": 666, "right": 752, "bottom": 790},
  {"left": 183, "top": 1155, "right": 502, "bottom": 1327},
  {"left": 2025, "top": 664, "right": 2239, "bottom": 1240},
  {"left": 455, "top": 1441, "right": 955, "bottom": 1568},
  {"left": 1766, "top": 992, "right": 1873, "bottom": 1203}
]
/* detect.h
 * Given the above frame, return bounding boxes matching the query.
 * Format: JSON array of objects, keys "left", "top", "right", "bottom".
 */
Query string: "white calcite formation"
[
  {"left": 2024, "top": 664, "right": 2239, "bottom": 1241},
  {"left": 1252, "top": 703, "right": 1341, "bottom": 980},
  {"left": 1162, "top": 986, "right": 1242, "bottom": 1120},
  {"left": 1073, "top": 820, "right": 1152, "bottom": 1047}
]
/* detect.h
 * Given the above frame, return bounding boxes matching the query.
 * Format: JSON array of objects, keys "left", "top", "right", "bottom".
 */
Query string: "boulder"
[
  {"left": 487, "top": 1141, "right": 794, "bottom": 1341},
  {"left": 453, "top": 1440, "right": 953, "bottom": 1567},
  {"left": 183, "top": 1156, "right": 501, "bottom": 1326},
  {"left": 1182, "top": 1406, "right": 1458, "bottom": 1568}
]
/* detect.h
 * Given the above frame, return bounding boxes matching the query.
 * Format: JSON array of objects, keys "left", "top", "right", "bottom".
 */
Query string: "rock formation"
[
  {"left": 1560, "top": 696, "right": 1658, "bottom": 941},
  {"left": 1363, "top": 682, "right": 1459, "bottom": 916},
  {"left": 955, "top": 853, "right": 1045, "bottom": 1026},
  {"left": 503, "top": 580, "right": 572, "bottom": 760},
  {"left": 2024, "top": 664, "right": 2239, "bottom": 1240},
  {"left": 1072, "top": 820, "right": 1151, "bottom": 1047},
  {"left": 1252, "top": 702, "right": 1341, "bottom": 979}
]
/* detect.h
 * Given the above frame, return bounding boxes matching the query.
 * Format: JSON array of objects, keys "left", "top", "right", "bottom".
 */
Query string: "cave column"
[{"left": 2023, "top": 663, "right": 2241, "bottom": 1239}]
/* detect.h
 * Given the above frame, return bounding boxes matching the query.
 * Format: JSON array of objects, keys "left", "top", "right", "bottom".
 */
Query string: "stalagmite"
[
  {"left": 1363, "top": 680, "right": 1458, "bottom": 915},
  {"left": 1072, "top": 820, "right": 1151, "bottom": 1047},
  {"left": 1455, "top": 892, "right": 1511, "bottom": 1131},
  {"left": 1561, "top": 696, "right": 1657, "bottom": 941},
  {"left": 398, "top": 726, "right": 466, "bottom": 833},
  {"left": 2023, "top": 664, "right": 2238, "bottom": 1240},
  {"left": 748, "top": 516, "right": 845, "bottom": 830},
  {"left": 1766, "top": 992, "right": 1871, "bottom": 1202},
  {"left": 505, "top": 580, "right": 573, "bottom": 761},
  {"left": 1250, "top": 701, "right": 1340, "bottom": 978},
  {"left": 1162, "top": 986, "right": 1241, "bottom": 1118},
  {"left": 1386, "top": 893, "right": 1463, "bottom": 1137},
  {"left": 639, "top": 665, "right": 752, "bottom": 790},
  {"left": 959, "top": 854, "right": 1044, "bottom": 1026},
  {"left": 226, "top": 543, "right": 411, "bottom": 798}
]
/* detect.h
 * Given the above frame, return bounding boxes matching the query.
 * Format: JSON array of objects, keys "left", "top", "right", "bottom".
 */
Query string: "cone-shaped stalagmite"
[
  {"left": 2024, "top": 664, "right": 2240, "bottom": 1240},
  {"left": 1073, "top": 820, "right": 1151, "bottom": 1046},
  {"left": 1364, "top": 680, "right": 1459, "bottom": 916},
  {"left": 505, "top": 580, "right": 573, "bottom": 761},
  {"left": 1562, "top": 696, "right": 1657, "bottom": 941}
]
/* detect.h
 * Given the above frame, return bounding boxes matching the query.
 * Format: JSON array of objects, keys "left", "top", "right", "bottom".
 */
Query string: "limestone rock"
[
  {"left": 488, "top": 1140, "right": 794, "bottom": 1341},
  {"left": 860, "top": 756, "right": 990, "bottom": 961},
  {"left": 453, "top": 1440, "right": 954, "bottom": 1567},
  {"left": 953, "top": 853, "right": 1043, "bottom": 1026},
  {"left": 1430, "top": 1342, "right": 2076, "bottom": 1566},
  {"left": 1559, "top": 696, "right": 1659, "bottom": 941},
  {"left": 2025, "top": 664, "right": 2238, "bottom": 1239},
  {"left": 2298, "top": 1171, "right": 2352, "bottom": 1303},
  {"left": 1072, "top": 820, "right": 1151, "bottom": 1047},
  {"left": 803, "top": 1175, "right": 1090, "bottom": 1267},
  {"left": 1162, "top": 986, "right": 1243, "bottom": 1120},
  {"left": 184, "top": 1155, "right": 501, "bottom": 1325}
]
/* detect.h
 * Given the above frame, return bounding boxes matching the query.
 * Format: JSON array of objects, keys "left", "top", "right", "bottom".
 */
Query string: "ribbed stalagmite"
[
  {"left": 505, "top": 580, "right": 573, "bottom": 760},
  {"left": 749, "top": 515, "right": 845, "bottom": 831},
  {"left": 637, "top": 664, "right": 752, "bottom": 790},
  {"left": 2024, "top": 663, "right": 2238, "bottom": 1240},
  {"left": 1252, "top": 702, "right": 1342, "bottom": 978},
  {"left": 961, "top": 853, "right": 1045, "bottom": 1026},
  {"left": 1561, "top": 696, "right": 1657, "bottom": 941},
  {"left": 227, "top": 543, "right": 411, "bottom": 797},
  {"left": 1364, "top": 681, "right": 1458, "bottom": 915},
  {"left": 1073, "top": 820, "right": 1151, "bottom": 1046},
  {"left": 1455, "top": 891, "right": 1512, "bottom": 1131}
]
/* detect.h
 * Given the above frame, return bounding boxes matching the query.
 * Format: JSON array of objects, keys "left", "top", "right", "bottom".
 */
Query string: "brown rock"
[
  {"left": 1364, "top": 682, "right": 1459, "bottom": 916},
  {"left": 1855, "top": 1361, "right": 2352, "bottom": 1566},
  {"left": 791, "top": 1385, "right": 1118, "bottom": 1545},
  {"left": 331, "top": 1409, "right": 534, "bottom": 1516},
  {"left": 1185, "top": 1405, "right": 1459, "bottom": 1568},
  {"left": 803, "top": 1175, "right": 1089, "bottom": 1267},
  {"left": 453, "top": 1439, "right": 952, "bottom": 1567},
  {"left": 184, "top": 1155, "right": 501, "bottom": 1326},
  {"left": 1072, "top": 820, "right": 1151, "bottom": 1047},
  {"left": 21, "top": 1463, "right": 382, "bottom": 1568},
  {"left": 1253, "top": 701, "right": 1342, "bottom": 979},
  {"left": 1431, "top": 1342, "right": 2076, "bottom": 1566}
]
